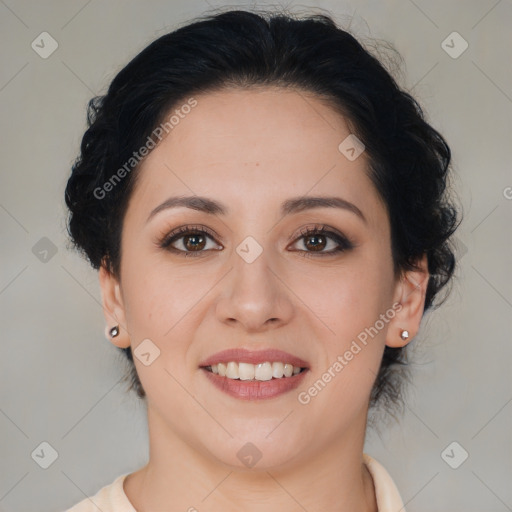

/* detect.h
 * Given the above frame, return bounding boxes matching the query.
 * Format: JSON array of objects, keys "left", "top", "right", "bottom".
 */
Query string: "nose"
[{"left": 215, "top": 245, "right": 295, "bottom": 333}]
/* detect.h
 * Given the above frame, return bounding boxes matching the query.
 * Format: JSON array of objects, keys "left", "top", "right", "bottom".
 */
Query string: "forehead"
[
  {"left": 129, "top": 87, "right": 386, "bottom": 227},
  {"left": 162, "top": 86, "right": 353, "bottom": 164}
]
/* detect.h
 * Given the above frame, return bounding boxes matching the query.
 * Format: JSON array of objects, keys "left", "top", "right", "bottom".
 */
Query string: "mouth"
[
  {"left": 202, "top": 361, "right": 307, "bottom": 381},
  {"left": 198, "top": 348, "right": 309, "bottom": 400}
]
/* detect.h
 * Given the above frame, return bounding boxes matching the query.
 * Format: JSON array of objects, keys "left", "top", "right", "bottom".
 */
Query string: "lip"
[
  {"left": 198, "top": 348, "right": 310, "bottom": 369},
  {"left": 201, "top": 367, "right": 309, "bottom": 400}
]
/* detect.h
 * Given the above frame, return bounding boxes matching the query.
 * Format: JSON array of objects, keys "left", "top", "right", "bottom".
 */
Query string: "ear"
[
  {"left": 386, "top": 254, "right": 429, "bottom": 348},
  {"left": 98, "top": 263, "right": 130, "bottom": 349}
]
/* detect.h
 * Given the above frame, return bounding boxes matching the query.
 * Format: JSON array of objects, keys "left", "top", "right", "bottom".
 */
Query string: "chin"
[{"left": 203, "top": 428, "right": 305, "bottom": 472}]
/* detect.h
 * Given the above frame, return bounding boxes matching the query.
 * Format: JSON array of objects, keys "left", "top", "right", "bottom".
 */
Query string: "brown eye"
[
  {"left": 182, "top": 233, "right": 207, "bottom": 251},
  {"left": 290, "top": 225, "right": 354, "bottom": 257},
  {"left": 303, "top": 233, "right": 328, "bottom": 251},
  {"left": 159, "top": 225, "right": 222, "bottom": 256}
]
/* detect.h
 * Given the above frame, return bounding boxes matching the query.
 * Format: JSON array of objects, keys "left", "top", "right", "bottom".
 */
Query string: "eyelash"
[{"left": 158, "top": 224, "right": 354, "bottom": 258}]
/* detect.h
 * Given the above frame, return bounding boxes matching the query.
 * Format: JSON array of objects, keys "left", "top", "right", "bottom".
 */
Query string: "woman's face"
[{"left": 101, "top": 87, "right": 427, "bottom": 470}]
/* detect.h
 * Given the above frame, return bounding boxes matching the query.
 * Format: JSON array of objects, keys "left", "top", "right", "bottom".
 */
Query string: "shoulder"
[
  {"left": 363, "top": 453, "right": 406, "bottom": 512},
  {"left": 64, "top": 473, "right": 135, "bottom": 512}
]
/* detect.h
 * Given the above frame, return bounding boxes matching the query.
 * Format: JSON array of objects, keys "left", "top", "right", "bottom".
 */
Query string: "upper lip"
[{"left": 199, "top": 348, "right": 310, "bottom": 369}]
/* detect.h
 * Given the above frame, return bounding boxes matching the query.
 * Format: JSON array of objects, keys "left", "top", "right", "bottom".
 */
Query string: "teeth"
[
  {"left": 255, "top": 362, "right": 272, "bottom": 381},
  {"left": 207, "top": 361, "right": 304, "bottom": 381},
  {"left": 225, "top": 361, "right": 239, "bottom": 379},
  {"left": 272, "top": 362, "right": 284, "bottom": 378},
  {"left": 239, "top": 362, "right": 255, "bottom": 381}
]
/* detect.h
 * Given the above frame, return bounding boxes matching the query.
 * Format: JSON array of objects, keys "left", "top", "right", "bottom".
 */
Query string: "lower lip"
[{"left": 201, "top": 368, "right": 308, "bottom": 400}]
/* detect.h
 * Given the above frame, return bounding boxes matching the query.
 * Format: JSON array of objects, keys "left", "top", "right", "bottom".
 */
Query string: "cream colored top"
[{"left": 66, "top": 453, "right": 405, "bottom": 511}]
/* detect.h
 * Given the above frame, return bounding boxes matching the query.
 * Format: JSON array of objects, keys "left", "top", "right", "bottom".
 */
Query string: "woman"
[{"left": 64, "top": 8, "right": 459, "bottom": 511}]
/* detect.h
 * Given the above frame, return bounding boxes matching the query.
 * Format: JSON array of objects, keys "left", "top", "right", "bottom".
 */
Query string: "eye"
[
  {"left": 159, "top": 225, "right": 222, "bottom": 257},
  {"left": 158, "top": 223, "right": 354, "bottom": 258},
  {"left": 289, "top": 224, "right": 354, "bottom": 257}
]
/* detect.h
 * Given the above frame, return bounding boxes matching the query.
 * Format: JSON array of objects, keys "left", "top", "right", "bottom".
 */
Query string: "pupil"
[
  {"left": 185, "top": 234, "right": 205, "bottom": 251},
  {"left": 306, "top": 235, "right": 325, "bottom": 251}
]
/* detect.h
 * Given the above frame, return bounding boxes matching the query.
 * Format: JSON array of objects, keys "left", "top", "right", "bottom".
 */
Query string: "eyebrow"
[{"left": 147, "top": 195, "right": 367, "bottom": 224}]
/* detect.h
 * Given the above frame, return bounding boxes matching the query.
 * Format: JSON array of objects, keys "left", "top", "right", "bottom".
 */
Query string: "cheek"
[
  {"left": 284, "top": 253, "right": 395, "bottom": 403},
  {"left": 293, "top": 266, "right": 392, "bottom": 414},
  {"left": 120, "top": 267, "right": 200, "bottom": 403},
  {"left": 120, "top": 238, "right": 204, "bottom": 332},
  {"left": 288, "top": 249, "right": 394, "bottom": 336},
  {"left": 120, "top": 255, "right": 215, "bottom": 377}
]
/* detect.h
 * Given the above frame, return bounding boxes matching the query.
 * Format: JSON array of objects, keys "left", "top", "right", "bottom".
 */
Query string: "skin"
[{"left": 99, "top": 86, "right": 429, "bottom": 512}]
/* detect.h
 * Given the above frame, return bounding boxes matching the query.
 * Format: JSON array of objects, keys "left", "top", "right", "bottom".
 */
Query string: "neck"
[{"left": 124, "top": 406, "right": 378, "bottom": 512}]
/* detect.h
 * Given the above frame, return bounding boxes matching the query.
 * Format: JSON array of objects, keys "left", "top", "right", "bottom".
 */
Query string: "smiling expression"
[{"left": 100, "top": 86, "right": 426, "bottom": 470}]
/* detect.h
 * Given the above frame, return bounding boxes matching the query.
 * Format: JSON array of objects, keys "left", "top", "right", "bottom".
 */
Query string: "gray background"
[{"left": 1, "top": 0, "right": 511, "bottom": 510}]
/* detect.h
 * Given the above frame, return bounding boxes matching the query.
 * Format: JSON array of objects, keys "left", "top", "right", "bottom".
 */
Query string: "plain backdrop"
[{"left": 1, "top": 1, "right": 511, "bottom": 511}]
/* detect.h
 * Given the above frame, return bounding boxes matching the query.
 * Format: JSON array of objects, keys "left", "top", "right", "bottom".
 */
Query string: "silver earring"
[
  {"left": 109, "top": 325, "right": 120, "bottom": 338},
  {"left": 400, "top": 329, "right": 409, "bottom": 340}
]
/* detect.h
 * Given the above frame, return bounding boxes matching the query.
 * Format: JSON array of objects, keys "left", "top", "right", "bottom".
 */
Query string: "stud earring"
[
  {"left": 108, "top": 325, "right": 120, "bottom": 338},
  {"left": 400, "top": 329, "right": 409, "bottom": 341}
]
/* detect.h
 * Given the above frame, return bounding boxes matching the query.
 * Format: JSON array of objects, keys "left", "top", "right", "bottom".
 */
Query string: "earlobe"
[
  {"left": 99, "top": 264, "right": 130, "bottom": 349},
  {"left": 386, "top": 254, "right": 429, "bottom": 348},
  {"left": 104, "top": 324, "right": 120, "bottom": 339}
]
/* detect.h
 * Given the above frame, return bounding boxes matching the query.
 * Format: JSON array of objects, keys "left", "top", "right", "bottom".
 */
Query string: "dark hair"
[{"left": 65, "top": 9, "right": 460, "bottom": 414}]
